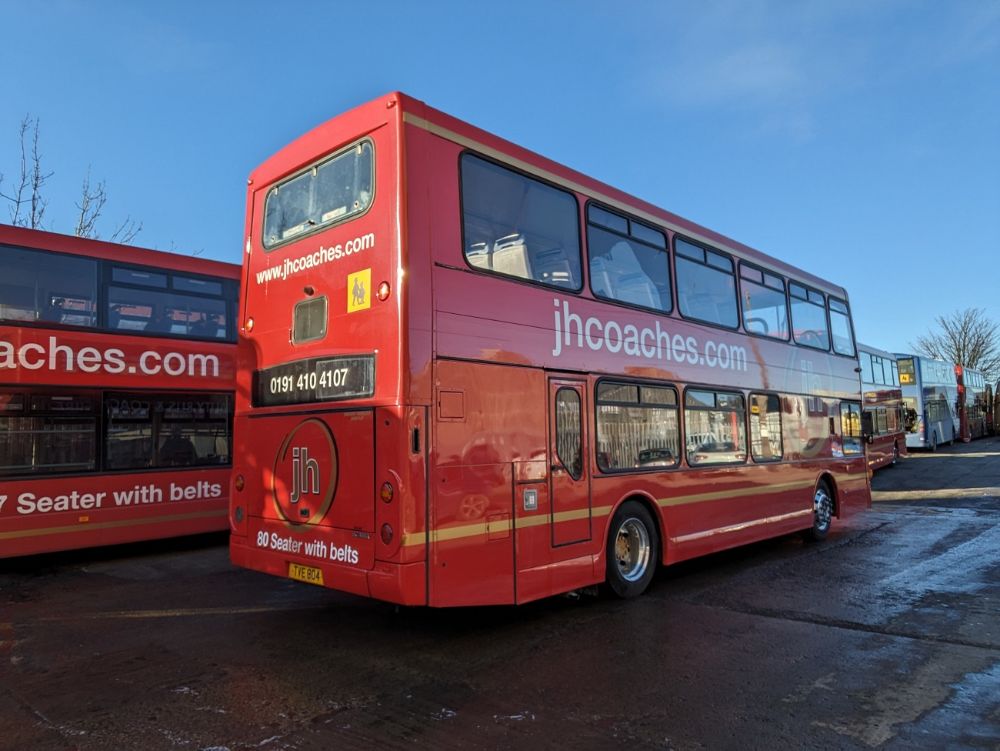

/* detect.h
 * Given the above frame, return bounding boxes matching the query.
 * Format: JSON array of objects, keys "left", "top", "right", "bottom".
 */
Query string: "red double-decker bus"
[
  {"left": 230, "top": 93, "right": 870, "bottom": 606},
  {"left": 988, "top": 381, "right": 996, "bottom": 436},
  {"left": 858, "top": 343, "right": 906, "bottom": 470},
  {"left": 0, "top": 225, "right": 238, "bottom": 557},
  {"left": 955, "top": 365, "right": 988, "bottom": 442}
]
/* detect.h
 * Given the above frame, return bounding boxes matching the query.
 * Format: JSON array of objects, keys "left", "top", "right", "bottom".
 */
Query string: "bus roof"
[
  {"left": 858, "top": 342, "right": 899, "bottom": 360},
  {"left": 0, "top": 223, "right": 239, "bottom": 279},
  {"left": 250, "top": 91, "right": 850, "bottom": 300}
]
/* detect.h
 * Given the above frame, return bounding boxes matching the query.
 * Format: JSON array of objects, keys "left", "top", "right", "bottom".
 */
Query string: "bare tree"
[
  {"left": 74, "top": 168, "right": 107, "bottom": 238},
  {"left": 0, "top": 115, "right": 52, "bottom": 228},
  {"left": 912, "top": 308, "right": 1000, "bottom": 382},
  {"left": 109, "top": 215, "right": 142, "bottom": 244},
  {"left": 3, "top": 114, "right": 142, "bottom": 243},
  {"left": 75, "top": 168, "right": 143, "bottom": 243}
]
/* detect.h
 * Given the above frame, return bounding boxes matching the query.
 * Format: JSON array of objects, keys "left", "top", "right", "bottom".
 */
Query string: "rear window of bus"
[{"left": 262, "top": 140, "right": 374, "bottom": 250}]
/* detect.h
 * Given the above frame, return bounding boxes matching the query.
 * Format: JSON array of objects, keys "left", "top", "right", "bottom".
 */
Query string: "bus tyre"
[
  {"left": 930, "top": 433, "right": 938, "bottom": 452},
  {"left": 805, "top": 481, "right": 834, "bottom": 542},
  {"left": 606, "top": 501, "right": 658, "bottom": 599},
  {"left": 891, "top": 444, "right": 899, "bottom": 466}
]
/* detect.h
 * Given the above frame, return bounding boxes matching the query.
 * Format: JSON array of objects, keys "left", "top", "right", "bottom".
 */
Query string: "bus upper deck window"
[
  {"left": 460, "top": 153, "right": 582, "bottom": 292},
  {"left": 789, "top": 282, "right": 830, "bottom": 351},
  {"left": 587, "top": 204, "right": 671, "bottom": 313},
  {"left": 829, "top": 298, "right": 856, "bottom": 357}
]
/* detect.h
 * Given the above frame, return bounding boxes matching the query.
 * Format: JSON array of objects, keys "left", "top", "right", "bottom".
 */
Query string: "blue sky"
[{"left": 2, "top": 1, "right": 997, "bottom": 356}]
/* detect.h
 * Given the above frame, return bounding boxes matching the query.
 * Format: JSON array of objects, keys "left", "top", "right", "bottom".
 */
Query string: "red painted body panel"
[
  {"left": 1, "top": 469, "right": 229, "bottom": 557},
  {"left": 231, "top": 93, "right": 872, "bottom": 607},
  {"left": 0, "top": 225, "right": 239, "bottom": 556}
]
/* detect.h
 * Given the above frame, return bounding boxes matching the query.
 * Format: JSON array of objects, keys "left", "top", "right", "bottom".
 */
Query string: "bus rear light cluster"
[
  {"left": 234, "top": 505, "right": 244, "bottom": 523},
  {"left": 377, "top": 281, "right": 391, "bottom": 301},
  {"left": 235, "top": 474, "right": 245, "bottom": 492},
  {"left": 380, "top": 523, "right": 394, "bottom": 545},
  {"left": 245, "top": 317, "right": 254, "bottom": 332},
  {"left": 380, "top": 482, "right": 394, "bottom": 504}
]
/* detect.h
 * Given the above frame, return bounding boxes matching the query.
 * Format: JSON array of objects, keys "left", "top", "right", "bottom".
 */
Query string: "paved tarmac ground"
[{"left": 1, "top": 441, "right": 999, "bottom": 750}]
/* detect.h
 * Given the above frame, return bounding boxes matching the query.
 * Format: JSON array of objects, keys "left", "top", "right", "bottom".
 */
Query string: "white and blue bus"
[{"left": 895, "top": 354, "right": 958, "bottom": 451}]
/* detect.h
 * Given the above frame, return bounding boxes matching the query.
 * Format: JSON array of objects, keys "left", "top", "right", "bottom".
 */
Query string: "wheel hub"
[
  {"left": 813, "top": 488, "right": 832, "bottom": 532},
  {"left": 615, "top": 518, "right": 651, "bottom": 582}
]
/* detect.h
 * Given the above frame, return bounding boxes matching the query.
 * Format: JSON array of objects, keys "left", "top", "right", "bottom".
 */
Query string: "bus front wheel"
[
  {"left": 606, "top": 501, "right": 658, "bottom": 599},
  {"left": 930, "top": 433, "right": 938, "bottom": 452}
]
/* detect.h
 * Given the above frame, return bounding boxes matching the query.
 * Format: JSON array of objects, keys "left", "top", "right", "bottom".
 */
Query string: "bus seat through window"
[
  {"left": 605, "top": 242, "right": 660, "bottom": 308},
  {"left": 590, "top": 256, "right": 614, "bottom": 298},
  {"left": 533, "top": 247, "right": 574, "bottom": 287},
  {"left": 0, "top": 283, "right": 39, "bottom": 322},
  {"left": 466, "top": 241, "right": 491, "bottom": 269},
  {"left": 491, "top": 234, "right": 531, "bottom": 279},
  {"left": 616, "top": 271, "right": 659, "bottom": 308}
]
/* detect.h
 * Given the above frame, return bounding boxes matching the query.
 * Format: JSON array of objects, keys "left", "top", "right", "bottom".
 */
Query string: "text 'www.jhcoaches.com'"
[{"left": 255, "top": 232, "right": 377, "bottom": 284}]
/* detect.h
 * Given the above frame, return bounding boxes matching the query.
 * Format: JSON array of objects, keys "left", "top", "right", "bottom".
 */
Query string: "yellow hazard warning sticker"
[{"left": 347, "top": 268, "right": 371, "bottom": 312}]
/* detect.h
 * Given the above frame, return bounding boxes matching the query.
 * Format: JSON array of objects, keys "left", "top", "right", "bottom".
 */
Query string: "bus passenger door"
[{"left": 548, "top": 379, "right": 591, "bottom": 546}]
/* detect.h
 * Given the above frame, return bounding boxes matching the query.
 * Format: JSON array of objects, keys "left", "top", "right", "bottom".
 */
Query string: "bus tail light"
[
  {"left": 235, "top": 474, "right": 245, "bottom": 492},
  {"left": 377, "top": 281, "right": 391, "bottom": 301},
  {"left": 245, "top": 317, "right": 254, "bottom": 332},
  {"left": 380, "top": 523, "right": 394, "bottom": 544},
  {"left": 380, "top": 482, "right": 394, "bottom": 503}
]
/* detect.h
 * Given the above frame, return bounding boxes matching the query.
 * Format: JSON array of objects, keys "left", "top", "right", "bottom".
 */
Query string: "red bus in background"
[
  {"left": 230, "top": 92, "right": 870, "bottom": 607},
  {"left": 955, "top": 365, "right": 988, "bottom": 442},
  {"left": 0, "top": 225, "right": 238, "bottom": 557},
  {"left": 987, "top": 381, "right": 995, "bottom": 436},
  {"left": 858, "top": 343, "right": 906, "bottom": 470}
]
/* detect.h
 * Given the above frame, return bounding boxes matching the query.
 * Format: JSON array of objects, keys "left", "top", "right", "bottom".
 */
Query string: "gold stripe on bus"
[
  {"left": 0, "top": 509, "right": 228, "bottom": 541},
  {"left": 399, "top": 481, "right": 810, "bottom": 548},
  {"left": 401, "top": 504, "right": 612, "bottom": 547},
  {"left": 402, "top": 113, "right": 845, "bottom": 298},
  {"left": 427, "top": 520, "right": 494, "bottom": 543},
  {"left": 511, "top": 505, "right": 614, "bottom": 531},
  {"left": 656, "top": 480, "right": 811, "bottom": 508}
]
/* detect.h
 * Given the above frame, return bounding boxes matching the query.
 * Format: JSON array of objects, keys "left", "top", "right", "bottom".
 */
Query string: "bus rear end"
[{"left": 230, "top": 95, "right": 427, "bottom": 604}]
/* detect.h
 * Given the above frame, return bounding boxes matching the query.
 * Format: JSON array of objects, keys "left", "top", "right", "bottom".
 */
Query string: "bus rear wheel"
[
  {"left": 606, "top": 501, "right": 658, "bottom": 599},
  {"left": 930, "top": 433, "right": 938, "bottom": 452},
  {"left": 890, "top": 444, "right": 899, "bottom": 466},
  {"left": 805, "top": 481, "right": 834, "bottom": 542}
]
